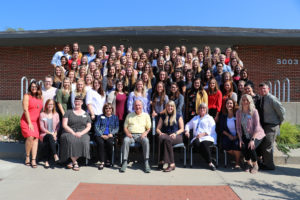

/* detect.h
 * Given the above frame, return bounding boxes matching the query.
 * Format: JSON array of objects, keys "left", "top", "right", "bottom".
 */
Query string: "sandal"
[
  {"left": 67, "top": 162, "right": 73, "bottom": 169},
  {"left": 31, "top": 159, "right": 37, "bottom": 168},
  {"left": 25, "top": 155, "right": 31, "bottom": 166},
  {"left": 72, "top": 162, "right": 80, "bottom": 171}
]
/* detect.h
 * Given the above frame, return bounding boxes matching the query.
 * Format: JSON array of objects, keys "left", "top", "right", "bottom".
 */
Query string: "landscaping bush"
[
  {"left": 0, "top": 115, "right": 23, "bottom": 141},
  {"left": 276, "top": 122, "right": 300, "bottom": 154}
]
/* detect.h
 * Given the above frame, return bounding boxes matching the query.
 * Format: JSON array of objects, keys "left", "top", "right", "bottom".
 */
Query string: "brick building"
[{"left": 0, "top": 26, "right": 299, "bottom": 101}]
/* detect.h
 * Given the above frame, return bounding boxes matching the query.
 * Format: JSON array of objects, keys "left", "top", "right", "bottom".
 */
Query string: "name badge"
[
  {"left": 101, "top": 116, "right": 105, "bottom": 119},
  {"left": 82, "top": 115, "right": 87, "bottom": 118},
  {"left": 247, "top": 115, "right": 252, "bottom": 119},
  {"left": 42, "top": 118, "right": 47, "bottom": 121}
]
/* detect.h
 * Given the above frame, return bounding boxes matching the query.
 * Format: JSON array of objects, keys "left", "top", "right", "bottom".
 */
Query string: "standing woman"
[
  {"left": 207, "top": 78, "right": 222, "bottom": 121},
  {"left": 171, "top": 69, "right": 186, "bottom": 95},
  {"left": 222, "top": 80, "right": 238, "bottom": 112},
  {"left": 155, "top": 70, "right": 171, "bottom": 96},
  {"left": 202, "top": 69, "right": 214, "bottom": 90},
  {"left": 124, "top": 66, "right": 136, "bottom": 93},
  {"left": 20, "top": 81, "right": 43, "bottom": 168},
  {"left": 185, "top": 69, "right": 194, "bottom": 92},
  {"left": 67, "top": 70, "right": 77, "bottom": 91},
  {"left": 102, "top": 65, "right": 117, "bottom": 92},
  {"left": 53, "top": 66, "right": 65, "bottom": 89},
  {"left": 218, "top": 98, "right": 241, "bottom": 169},
  {"left": 39, "top": 99, "right": 60, "bottom": 168},
  {"left": 84, "top": 73, "right": 93, "bottom": 92},
  {"left": 185, "top": 78, "right": 208, "bottom": 123},
  {"left": 107, "top": 80, "right": 128, "bottom": 127},
  {"left": 86, "top": 79, "right": 106, "bottom": 121},
  {"left": 60, "top": 56, "right": 69, "bottom": 75},
  {"left": 236, "top": 94, "right": 265, "bottom": 173},
  {"left": 152, "top": 81, "right": 169, "bottom": 119},
  {"left": 94, "top": 103, "right": 119, "bottom": 169},
  {"left": 56, "top": 77, "right": 72, "bottom": 117},
  {"left": 156, "top": 101, "right": 184, "bottom": 172},
  {"left": 71, "top": 79, "right": 87, "bottom": 111},
  {"left": 240, "top": 68, "right": 254, "bottom": 88},
  {"left": 127, "top": 79, "right": 150, "bottom": 114},
  {"left": 169, "top": 82, "right": 184, "bottom": 116}
]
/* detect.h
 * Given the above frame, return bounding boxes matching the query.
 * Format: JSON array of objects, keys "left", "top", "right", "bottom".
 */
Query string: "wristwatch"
[{"left": 251, "top": 138, "right": 255, "bottom": 141}]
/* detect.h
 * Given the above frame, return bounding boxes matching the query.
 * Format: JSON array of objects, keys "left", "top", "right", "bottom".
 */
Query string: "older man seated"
[{"left": 120, "top": 100, "right": 152, "bottom": 173}]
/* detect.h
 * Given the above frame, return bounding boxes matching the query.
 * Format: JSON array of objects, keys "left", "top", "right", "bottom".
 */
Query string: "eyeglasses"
[{"left": 105, "top": 107, "right": 112, "bottom": 110}]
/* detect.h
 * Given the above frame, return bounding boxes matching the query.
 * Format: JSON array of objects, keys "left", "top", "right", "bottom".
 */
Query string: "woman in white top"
[
  {"left": 86, "top": 79, "right": 106, "bottom": 121},
  {"left": 185, "top": 103, "right": 217, "bottom": 171},
  {"left": 84, "top": 73, "right": 93, "bottom": 92}
]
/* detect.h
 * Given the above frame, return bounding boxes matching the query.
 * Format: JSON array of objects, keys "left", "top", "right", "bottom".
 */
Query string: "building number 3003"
[{"left": 277, "top": 59, "right": 298, "bottom": 65}]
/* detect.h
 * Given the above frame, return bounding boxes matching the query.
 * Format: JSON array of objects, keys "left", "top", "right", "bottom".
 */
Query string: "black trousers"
[
  {"left": 193, "top": 140, "right": 213, "bottom": 163},
  {"left": 242, "top": 136, "right": 262, "bottom": 162},
  {"left": 94, "top": 136, "right": 114, "bottom": 163},
  {"left": 43, "top": 134, "right": 57, "bottom": 161}
]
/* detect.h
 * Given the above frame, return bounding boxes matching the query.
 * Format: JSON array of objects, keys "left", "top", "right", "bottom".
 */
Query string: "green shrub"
[
  {"left": 0, "top": 115, "right": 23, "bottom": 141},
  {"left": 276, "top": 122, "right": 300, "bottom": 154}
]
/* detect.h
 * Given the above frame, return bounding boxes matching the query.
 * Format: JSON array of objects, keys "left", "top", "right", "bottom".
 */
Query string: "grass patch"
[{"left": 276, "top": 122, "right": 300, "bottom": 154}]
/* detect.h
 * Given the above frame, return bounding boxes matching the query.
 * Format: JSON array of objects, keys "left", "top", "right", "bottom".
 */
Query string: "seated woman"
[
  {"left": 185, "top": 103, "right": 217, "bottom": 171},
  {"left": 39, "top": 99, "right": 60, "bottom": 168},
  {"left": 60, "top": 96, "right": 92, "bottom": 171},
  {"left": 218, "top": 98, "right": 241, "bottom": 169},
  {"left": 94, "top": 103, "right": 119, "bottom": 170},
  {"left": 156, "top": 101, "right": 184, "bottom": 172},
  {"left": 236, "top": 94, "right": 265, "bottom": 173}
]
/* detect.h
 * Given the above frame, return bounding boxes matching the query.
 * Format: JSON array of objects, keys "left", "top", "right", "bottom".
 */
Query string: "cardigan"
[
  {"left": 94, "top": 114, "right": 119, "bottom": 137},
  {"left": 39, "top": 112, "right": 60, "bottom": 142},
  {"left": 236, "top": 109, "right": 265, "bottom": 140}
]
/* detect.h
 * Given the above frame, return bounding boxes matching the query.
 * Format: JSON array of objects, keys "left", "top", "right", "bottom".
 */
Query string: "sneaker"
[
  {"left": 120, "top": 161, "right": 127, "bottom": 173},
  {"left": 144, "top": 160, "right": 151, "bottom": 173}
]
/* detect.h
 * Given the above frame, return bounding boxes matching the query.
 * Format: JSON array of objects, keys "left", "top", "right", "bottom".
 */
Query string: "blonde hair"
[
  {"left": 75, "top": 79, "right": 86, "bottom": 97},
  {"left": 164, "top": 101, "right": 177, "bottom": 126},
  {"left": 239, "top": 94, "right": 255, "bottom": 115},
  {"left": 62, "top": 77, "right": 71, "bottom": 95}
]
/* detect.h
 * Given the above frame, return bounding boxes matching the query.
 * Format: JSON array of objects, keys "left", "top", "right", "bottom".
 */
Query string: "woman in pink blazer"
[
  {"left": 236, "top": 94, "right": 265, "bottom": 173},
  {"left": 39, "top": 99, "right": 60, "bottom": 168}
]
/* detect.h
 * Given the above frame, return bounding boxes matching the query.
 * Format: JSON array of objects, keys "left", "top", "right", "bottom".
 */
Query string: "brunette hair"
[{"left": 28, "top": 81, "right": 42, "bottom": 99}]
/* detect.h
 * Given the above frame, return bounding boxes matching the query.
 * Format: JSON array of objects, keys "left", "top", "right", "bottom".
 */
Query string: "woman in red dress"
[{"left": 20, "top": 81, "right": 43, "bottom": 168}]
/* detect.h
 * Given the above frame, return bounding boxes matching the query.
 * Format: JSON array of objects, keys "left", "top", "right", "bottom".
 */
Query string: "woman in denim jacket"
[{"left": 94, "top": 103, "right": 119, "bottom": 170}]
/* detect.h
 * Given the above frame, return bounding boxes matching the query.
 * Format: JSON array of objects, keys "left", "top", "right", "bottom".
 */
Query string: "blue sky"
[{"left": 1, "top": 0, "right": 300, "bottom": 31}]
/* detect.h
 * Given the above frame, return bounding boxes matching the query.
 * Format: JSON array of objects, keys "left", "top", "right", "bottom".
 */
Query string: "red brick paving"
[{"left": 68, "top": 183, "right": 240, "bottom": 200}]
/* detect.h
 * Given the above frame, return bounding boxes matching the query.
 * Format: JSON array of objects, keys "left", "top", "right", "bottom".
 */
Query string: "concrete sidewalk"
[{"left": 0, "top": 159, "right": 299, "bottom": 200}]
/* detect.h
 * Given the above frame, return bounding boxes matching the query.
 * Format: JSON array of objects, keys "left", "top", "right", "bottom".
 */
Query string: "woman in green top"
[{"left": 56, "top": 77, "right": 72, "bottom": 117}]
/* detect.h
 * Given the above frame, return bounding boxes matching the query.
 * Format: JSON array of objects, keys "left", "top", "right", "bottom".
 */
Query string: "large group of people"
[{"left": 20, "top": 43, "right": 286, "bottom": 174}]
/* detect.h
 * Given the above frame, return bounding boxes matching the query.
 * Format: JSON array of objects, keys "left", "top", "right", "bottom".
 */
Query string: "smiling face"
[
  {"left": 226, "top": 99, "right": 234, "bottom": 111},
  {"left": 77, "top": 80, "right": 84, "bottom": 92},
  {"left": 166, "top": 103, "right": 175, "bottom": 114},
  {"left": 93, "top": 80, "right": 100, "bottom": 90},
  {"left": 74, "top": 99, "right": 83, "bottom": 110},
  {"left": 198, "top": 106, "right": 207, "bottom": 117},
  {"left": 46, "top": 100, "right": 55, "bottom": 113},
  {"left": 116, "top": 81, "right": 123, "bottom": 92},
  {"left": 194, "top": 79, "right": 201, "bottom": 89},
  {"left": 209, "top": 79, "right": 216, "bottom": 89},
  {"left": 134, "top": 100, "right": 143, "bottom": 114},
  {"left": 156, "top": 82, "right": 164, "bottom": 94},
  {"left": 63, "top": 79, "right": 70, "bottom": 90},
  {"left": 136, "top": 80, "right": 144, "bottom": 92},
  {"left": 44, "top": 77, "right": 53, "bottom": 90},
  {"left": 30, "top": 83, "right": 38, "bottom": 94}
]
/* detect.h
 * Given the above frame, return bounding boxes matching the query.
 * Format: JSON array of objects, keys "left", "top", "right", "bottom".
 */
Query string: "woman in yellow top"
[{"left": 185, "top": 77, "right": 208, "bottom": 123}]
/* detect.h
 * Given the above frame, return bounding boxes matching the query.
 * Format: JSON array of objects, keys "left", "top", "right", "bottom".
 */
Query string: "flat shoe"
[{"left": 163, "top": 165, "right": 175, "bottom": 172}]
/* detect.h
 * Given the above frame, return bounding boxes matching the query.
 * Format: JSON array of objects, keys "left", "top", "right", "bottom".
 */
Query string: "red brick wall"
[
  {"left": 237, "top": 45, "right": 300, "bottom": 101},
  {"left": 0, "top": 45, "right": 299, "bottom": 101},
  {"left": 0, "top": 45, "right": 63, "bottom": 100}
]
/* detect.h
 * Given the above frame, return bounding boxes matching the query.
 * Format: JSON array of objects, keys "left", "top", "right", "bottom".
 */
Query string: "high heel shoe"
[
  {"left": 31, "top": 159, "right": 38, "bottom": 168},
  {"left": 25, "top": 155, "right": 31, "bottom": 166},
  {"left": 163, "top": 165, "right": 175, "bottom": 172}
]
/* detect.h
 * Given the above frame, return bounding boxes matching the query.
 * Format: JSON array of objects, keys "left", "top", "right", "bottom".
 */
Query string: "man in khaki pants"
[{"left": 120, "top": 100, "right": 151, "bottom": 173}]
